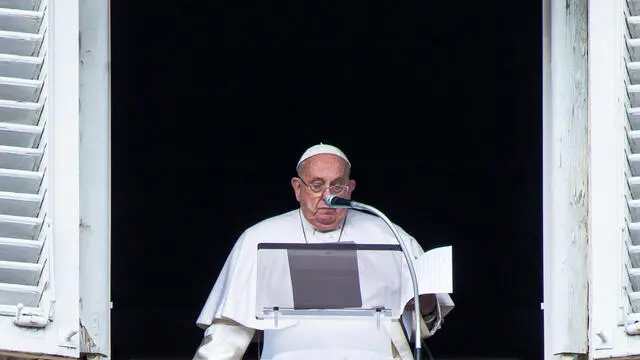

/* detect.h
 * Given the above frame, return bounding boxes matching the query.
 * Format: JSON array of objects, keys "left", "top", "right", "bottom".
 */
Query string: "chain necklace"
[{"left": 299, "top": 208, "right": 348, "bottom": 244}]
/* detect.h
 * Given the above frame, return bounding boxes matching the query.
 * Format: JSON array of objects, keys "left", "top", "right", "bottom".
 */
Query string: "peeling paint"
[{"left": 545, "top": 0, "right": 589, "bottom": 355}]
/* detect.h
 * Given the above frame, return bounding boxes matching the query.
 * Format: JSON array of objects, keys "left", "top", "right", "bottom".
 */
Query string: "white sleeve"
[{"left": 193, "top": 322, "right": 256, "bottom": 360}]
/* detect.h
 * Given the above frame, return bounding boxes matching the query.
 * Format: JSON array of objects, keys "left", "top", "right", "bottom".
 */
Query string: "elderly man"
[{"left": 193, "top": 144, "right": 454, "bottom": 360}]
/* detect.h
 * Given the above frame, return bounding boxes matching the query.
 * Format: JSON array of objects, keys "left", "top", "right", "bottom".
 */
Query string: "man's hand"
[{"left": 404, "top": 294, "right": 436, "bottom": 315}]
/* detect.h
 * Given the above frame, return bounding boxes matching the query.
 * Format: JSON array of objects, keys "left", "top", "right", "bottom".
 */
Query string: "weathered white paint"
[
  {"left": 542, "top": 0, "right": 552, "bottom": 357},
  {"left": 78, "top": 0, "right": 111, "bottom": 355},
  {"left": 587, "top": 0, "right": 640, "bottom": 358},
  {"left": 588, "top": 0, "right": 627, "bottom": 356},
  {"left": 543, "top": 0, "right": 589, "bottom": 357},
  {"left": 49, "top": 0, "right": 80, "bottom": 353}
]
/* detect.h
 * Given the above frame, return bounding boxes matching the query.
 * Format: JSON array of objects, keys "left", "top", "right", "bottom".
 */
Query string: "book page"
[{"left": 402, "top": 245, "right": 453, "bottom": 306}]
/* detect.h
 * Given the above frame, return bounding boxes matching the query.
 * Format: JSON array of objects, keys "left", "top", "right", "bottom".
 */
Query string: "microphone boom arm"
[{"left": 327, "top": 196, "right": 424, "bottom": 360}]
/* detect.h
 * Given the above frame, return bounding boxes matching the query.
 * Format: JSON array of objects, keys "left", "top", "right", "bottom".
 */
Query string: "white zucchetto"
[{"left": 297, "top": 143, "right": 351, "bottom": 168}]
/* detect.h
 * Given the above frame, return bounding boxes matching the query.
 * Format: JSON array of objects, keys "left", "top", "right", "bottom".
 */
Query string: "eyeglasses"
[{"left": 297, "top": 178, "right": 349, "bottom": 195}]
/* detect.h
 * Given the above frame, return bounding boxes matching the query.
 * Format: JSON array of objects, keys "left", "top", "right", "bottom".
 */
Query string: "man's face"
[{"left": 291, "top": 154, "right": 356, "bottom": 231}]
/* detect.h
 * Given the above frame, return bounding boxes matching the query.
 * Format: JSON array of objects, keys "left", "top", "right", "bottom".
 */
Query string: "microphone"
[
  {"left": 325, "top": 195, "right": 369, "bottom": 210},
  {"left": 325, "top": 195, "right": 354, "bottom": 208},
  {"left": 323, "top": 194, "right": 425, "bottom": 360}
]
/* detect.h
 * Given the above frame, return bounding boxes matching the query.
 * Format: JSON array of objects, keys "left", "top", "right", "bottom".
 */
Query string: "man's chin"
[
  {"left": 314, "top": 222, "right": 339, "bottom": 231},
  {"left": 314, "top": 214, "right": 340, "bottom": 230}
]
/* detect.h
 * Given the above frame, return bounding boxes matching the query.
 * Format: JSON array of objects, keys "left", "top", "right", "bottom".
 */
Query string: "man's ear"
[
  {"left": 348, "top": 179, "right": 356, "bottom": 195},
  {"left": 291, "top": 177, "right": 302, "bottom": 202}
]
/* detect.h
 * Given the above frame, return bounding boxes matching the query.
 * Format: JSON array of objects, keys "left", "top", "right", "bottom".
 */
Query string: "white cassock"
[{"left": 194, "top": 209, "right": 454, "bottom": 360}]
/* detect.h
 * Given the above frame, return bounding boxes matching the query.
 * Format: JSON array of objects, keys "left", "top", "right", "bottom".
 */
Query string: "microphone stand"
[{"left": 327, "top": 196, "right": 423, "bottom": 360}]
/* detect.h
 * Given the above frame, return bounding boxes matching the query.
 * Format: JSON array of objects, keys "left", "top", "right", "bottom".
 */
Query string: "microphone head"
[
  {"left": 325, "top": 194, "right": 338, "bottom": 207},
  {"left": 325, "top": 195, "right": 352, "bottom": 208}
]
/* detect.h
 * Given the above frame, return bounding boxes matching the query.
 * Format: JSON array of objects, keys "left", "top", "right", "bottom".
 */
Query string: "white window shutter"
[
  {"left": 0, "top": 0, "right": 80, "bottom": 357},
  {"left": 625, "top": 0, "right": 640, "bottom": 340},
  {"left": 586, "top": 0, "right": 640, "bottom": 358}
]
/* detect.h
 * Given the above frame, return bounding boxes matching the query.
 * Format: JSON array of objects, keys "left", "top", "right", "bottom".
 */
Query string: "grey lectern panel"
[{"left": 287, "top": 246, "right": 362, "bottom": 309}]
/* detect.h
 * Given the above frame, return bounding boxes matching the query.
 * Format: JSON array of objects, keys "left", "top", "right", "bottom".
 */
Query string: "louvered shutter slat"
[
  {"left": 629, "top": 200, "right": 640, "bottom": 222},
  {"left": 0, "top": 128, "right": 41, "bottom": 148},
  {"left": 629, "top": 130, "right": 640, "bottom": 152},
  {"left": 629, "top": 154, "right": 640, "bottom": 175},
  {"left": 0, "top": 282, "right": 40, "bottom": 307},
  {"left": 0, "top": 191, "right": 41, "bottom": 217},
  {"left": 628, "top": 39, "right": 640, "bottom": 68},
  {"left": 0, "top": 260, "right": 41, "bottom": 285},
  {"left": 0, "top": 100, "right": 42, "bottom": 125},
  {"left": 0, "top": 237, "right": 41, "bottom": 262},
  {"left": 631, "top": 0, "right": 640, "bottom": 15},
  {"left": 0, "top": 168, "right": 42, "bottom": 194},
  {"left": 628, "top": 177, "right": 640, "bottom": 199},
  {"left": 629, "top": 16, "right": 640, "bottom": 38},
  {"left": 629, "top": 62, "right": 640, "bottom": 84},
  {"left": 0, "top": 8, "right": 41, "bottom": 34},
  {"left": 629, "top": 222, "right": 640, "bottom": 242},
  {"left": 0, "top": 124, "right": 41, "bottom": 148},
  {"left": 629, "top": 244, "right": 640, "bottom": 268},
  {"left": 627, "top": 107, "right": 640, "bottom": 130},
  {"left": 0, "top": 31, "right": 42, "bottom": 56},
  {"left": 0, "top": 76, "right": 41, "bottom": 101},
  {"left": 629, "top": 267, "right": 640, "bottom": 293},
  {"left": 0, "top": 214, "right": 41, "bottom": 239},
  {"left": 0, "top": 0, "right": 40, "bottom": 11},
  {"left": 629, "top": 85, "right": 640, "bottom": 109},
  {"left": 0, "top": 54, "right": 42, "bottom": 79},
  {"left": 0, "top": 145, "right": 42, "bottom": 171},
  {"left": 629, "top": 290, "right": 640, "bottom": 313}
]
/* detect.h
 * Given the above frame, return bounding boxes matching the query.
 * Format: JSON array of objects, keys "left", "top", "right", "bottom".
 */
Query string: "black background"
[{"left": 111, "top": 0, "right": 542, "bottom": 359}]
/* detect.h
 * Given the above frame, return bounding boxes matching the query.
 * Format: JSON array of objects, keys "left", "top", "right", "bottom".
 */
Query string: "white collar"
[{"left": 298, "top": 209, "right": 348, "bottom": 241}]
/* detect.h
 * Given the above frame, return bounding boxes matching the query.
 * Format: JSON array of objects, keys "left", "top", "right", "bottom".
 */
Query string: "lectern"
[{"left": 255, "top": 242, "right": 406, "bottom": 329}]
